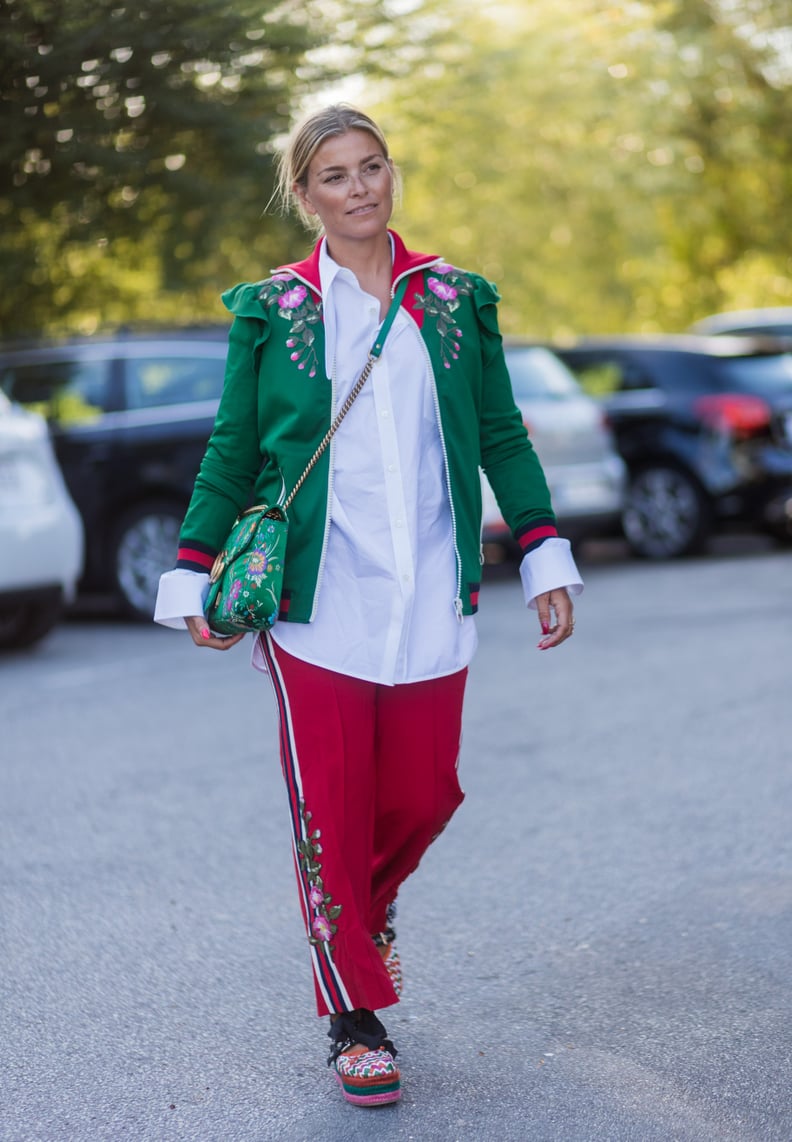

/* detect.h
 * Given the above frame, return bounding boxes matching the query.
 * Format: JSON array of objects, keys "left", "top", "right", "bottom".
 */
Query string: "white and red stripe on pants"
[{"left": 261, "top": 633, "right": 466, "bottom": 1018}]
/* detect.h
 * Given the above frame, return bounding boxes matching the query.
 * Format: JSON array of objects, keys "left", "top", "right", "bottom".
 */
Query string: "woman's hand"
[
  {"left": 535, "top": 588, "right": 575, "bottom": 650},
  {"left": 185, "top": 615, "right": 246, "bottom": 650}
]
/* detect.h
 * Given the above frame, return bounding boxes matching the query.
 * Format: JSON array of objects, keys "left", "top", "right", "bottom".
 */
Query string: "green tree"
[
  {"left": 1, "top": 0, "right": 320, "bottom": 334},
  {"left": 652, "top": 0, "right": 792, "bottom": 315},
  {"left": 378, "top": 0, "right": 792, "bottom": 335},
  {"left": 0, "top": 0, "right": 453, "bottom": 336}
]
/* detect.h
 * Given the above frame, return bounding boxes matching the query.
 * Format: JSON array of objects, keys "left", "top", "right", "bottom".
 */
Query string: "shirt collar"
[{"left": 318, "top": 233, "right": 395, "bottom": 299}]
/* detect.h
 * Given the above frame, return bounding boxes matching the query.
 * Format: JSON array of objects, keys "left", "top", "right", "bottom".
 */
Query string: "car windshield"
[
  {"left": 506, "top": 347, "right": 581, "bottom": 400},
  {"left": 715, "top": 353, "right": 792, "bottom": 394},
  {"left": 0, "top": 357, "right": 109, "bottom": 425}
]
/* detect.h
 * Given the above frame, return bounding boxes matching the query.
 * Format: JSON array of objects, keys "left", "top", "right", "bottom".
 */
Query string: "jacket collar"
[{"left": 273, "top": 230, "right": 441, "bottom": 297}]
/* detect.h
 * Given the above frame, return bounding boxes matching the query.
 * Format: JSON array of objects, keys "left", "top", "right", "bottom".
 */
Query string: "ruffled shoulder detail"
[
  {"left": 471, "top": 274, "right": 502, "bottom": 337},
  {"left": 221, "top": 280, "right": 271, "bottom": 319}
]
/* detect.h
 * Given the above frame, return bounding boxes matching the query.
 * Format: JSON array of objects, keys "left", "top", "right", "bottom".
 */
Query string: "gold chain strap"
[{"left": 282, "top": 353, "right": 376, "bottom": 512}]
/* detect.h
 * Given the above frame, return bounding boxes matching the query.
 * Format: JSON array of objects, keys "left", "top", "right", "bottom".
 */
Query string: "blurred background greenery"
[{"left": 2, "top": 0, "right": 791, "bottom": 339}]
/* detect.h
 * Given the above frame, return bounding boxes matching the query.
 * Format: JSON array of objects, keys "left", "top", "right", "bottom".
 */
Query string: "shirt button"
[
  {"left": 381, "top": 410, "right": 389, "bottom": 418},
  {"left": 395, "top": 518, "right": 404, "bottom": 527},
  {"left": 402, "top": 574, "right": 411, "bottom": 583},
  {"left": 388, "top": 464, "right": 396, "bottom": 473}
]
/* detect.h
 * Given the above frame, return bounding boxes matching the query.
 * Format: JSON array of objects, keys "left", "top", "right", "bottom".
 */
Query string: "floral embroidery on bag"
[
  {"left": 413, "top": 263, "right": 474, "bottom": 369},
  {"left": 244, "top": 523, "right": 282, "bottom": 585},
  {"left": 297, "top": 800, "right": 342, "bottom": 953},
  {"left": 258, "top": 274, "right": 323, "bottom": 379}
]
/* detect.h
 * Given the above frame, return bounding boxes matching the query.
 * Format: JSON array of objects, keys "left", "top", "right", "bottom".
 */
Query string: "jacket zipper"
[
  {"left": 419, "top": 336, "right": 464, "bottom": 621},
  {"left": 277, "top": 270, "right": 332, "bottom": 621},
  {"left": 309, "top": 350, "right": 337, "bottom": 621}
]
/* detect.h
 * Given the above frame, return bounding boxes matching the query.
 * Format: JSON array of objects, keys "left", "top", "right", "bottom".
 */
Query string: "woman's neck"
[{"left": 324, "top": 231, "right": 393, "bottom": 310}]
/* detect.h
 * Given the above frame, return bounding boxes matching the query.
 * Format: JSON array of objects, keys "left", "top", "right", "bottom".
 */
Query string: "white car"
[
  {"left": 0, "top": 390, "right": 84, "bottom": 648},
  {"left": 482, "top": 344, "right": 626, "bottom": 557}
]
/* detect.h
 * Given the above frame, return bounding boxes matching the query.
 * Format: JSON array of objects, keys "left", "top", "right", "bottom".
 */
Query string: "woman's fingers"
[
  {"left": 185, "top": 615, "right": 246, "bottom": 650},
  {"left": 535, "top": 589, "right": 575, "bottom": 650}
]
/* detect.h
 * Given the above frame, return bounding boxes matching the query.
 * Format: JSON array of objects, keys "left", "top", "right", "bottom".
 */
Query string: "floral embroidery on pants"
[{"left": 297, "top": 799, "right": 342, "bottom": 954}]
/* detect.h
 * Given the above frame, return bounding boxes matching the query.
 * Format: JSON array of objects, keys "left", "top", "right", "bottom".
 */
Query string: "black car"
[
  {"left": 0, "top": 332, "right": 228, "bottom": 618},
  {"left": 553, "top": 335, "right": 792, "bottom": 558}
]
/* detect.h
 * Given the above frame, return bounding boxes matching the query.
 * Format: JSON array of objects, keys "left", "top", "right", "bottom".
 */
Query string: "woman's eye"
[{"left": 366, "top": 163, "right": 382, "bottom": 173}]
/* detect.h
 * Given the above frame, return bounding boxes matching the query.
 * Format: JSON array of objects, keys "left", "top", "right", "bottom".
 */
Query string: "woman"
[{"left": 155, "top": 104, "right": 582, "bottom": 1107}]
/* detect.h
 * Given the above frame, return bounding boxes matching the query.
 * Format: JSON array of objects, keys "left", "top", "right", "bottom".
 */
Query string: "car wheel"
[
  {"left": 622, "top": 465, "right": 711, "bottom": 559},
  {"left": 112, "top": 501, "right": 184, "bottom": 620},
  {"left": 0, "top": 593, "right": 64, "bottom": 650},
  {"left": 762, "top": 491, "right": 792, "bottom": 544}
]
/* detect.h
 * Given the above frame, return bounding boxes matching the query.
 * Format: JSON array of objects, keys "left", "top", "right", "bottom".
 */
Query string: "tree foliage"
[
  {"left": 378, "top": 0, "right": 792, "bottom": 335},
  {"left": 0, "top": 0, "right": 312, "bottom": 333},
  {"left": 2, "top": 0, "right": 790, "bottom": 337},
  {"left": 0, "top": 0, "right": 452, "bottom": 336}
]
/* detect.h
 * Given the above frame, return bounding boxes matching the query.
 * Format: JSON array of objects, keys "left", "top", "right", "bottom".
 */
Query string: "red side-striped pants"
[{"left": 261, "top": 634, "right": 467, "bottom": 1018}]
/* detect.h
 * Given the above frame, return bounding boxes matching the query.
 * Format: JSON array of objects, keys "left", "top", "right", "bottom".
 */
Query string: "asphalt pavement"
[{"left": 1, "top": 538, "right": 790, "bottom": 1142}]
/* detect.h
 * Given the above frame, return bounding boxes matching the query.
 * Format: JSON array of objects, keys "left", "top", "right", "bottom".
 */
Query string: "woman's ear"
[{"left": 294, "top": 182, "right": 317, "bottom": 216}]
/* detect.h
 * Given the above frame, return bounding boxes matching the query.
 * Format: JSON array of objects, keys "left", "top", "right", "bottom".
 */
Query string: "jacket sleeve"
[
  {"left": 176, "top": 283, "right": 271, "bottom": 566},
  {"left": 473, "top": 277, "right": 559, "bottom": 553}
]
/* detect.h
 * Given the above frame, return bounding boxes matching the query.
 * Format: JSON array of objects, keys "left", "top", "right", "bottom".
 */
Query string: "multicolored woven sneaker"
[
  {"left": 334, "top": 1047, "right": 401, "bottom": 1106},
  {"left": 328, "top": 1009, "right": 401, "bottom": 1107}
]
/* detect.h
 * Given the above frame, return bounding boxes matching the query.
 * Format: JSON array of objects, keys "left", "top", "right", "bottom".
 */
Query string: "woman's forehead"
[{"left": 310, "top": 129, "right": 385, "bottom": 171}]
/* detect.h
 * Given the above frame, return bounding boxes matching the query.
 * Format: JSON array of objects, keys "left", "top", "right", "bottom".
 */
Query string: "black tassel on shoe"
[{"left": 327, "top": 1009, "right": 398, "bottom": 1066}]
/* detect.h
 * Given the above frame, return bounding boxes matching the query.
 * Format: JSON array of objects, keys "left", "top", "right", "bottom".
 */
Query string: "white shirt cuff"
[
  {"left": 519, "top": 537, "right": 584, "bottom": 609},
  {"left": 153, "top": 569, "right": 210, "bottom": 629}
]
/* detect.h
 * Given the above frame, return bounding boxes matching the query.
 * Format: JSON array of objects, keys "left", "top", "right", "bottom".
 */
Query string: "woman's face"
[{"left": 296, "top": 128, "right": 394, "bottom": 244}]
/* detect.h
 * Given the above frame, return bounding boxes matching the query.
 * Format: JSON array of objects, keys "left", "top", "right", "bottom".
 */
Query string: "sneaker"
[{"left": 328, "top": 1009, "right": 401, "bottom": 1107}]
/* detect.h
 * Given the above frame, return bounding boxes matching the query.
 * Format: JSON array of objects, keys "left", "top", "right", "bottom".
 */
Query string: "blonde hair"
[{"left": 275, "top": 104, "right": 399, "bottom": 232}]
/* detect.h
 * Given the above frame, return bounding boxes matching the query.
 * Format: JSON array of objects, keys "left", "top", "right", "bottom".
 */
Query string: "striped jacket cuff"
[
  {"left": 176, "top": 541, "right": 217, "bottom": 573},
  {"left": 514, "top": 518, "right": 558, "bottom": 554}
]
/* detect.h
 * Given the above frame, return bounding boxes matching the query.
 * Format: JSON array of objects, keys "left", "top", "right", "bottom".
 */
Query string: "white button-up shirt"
[
  {"left": 154, "top": 240, "right": 583, "bottom": 682},
  {"left": 266, "top": 241, "right": 476, "bottom": 684}
]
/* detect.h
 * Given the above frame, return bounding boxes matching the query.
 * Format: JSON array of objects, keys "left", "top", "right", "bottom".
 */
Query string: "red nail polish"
[
  {"left": 541, "top": 622, "right": 550, "bottom": 635},
  {"left": 201, "top": 628, "right": 210, "bottom": 639}
]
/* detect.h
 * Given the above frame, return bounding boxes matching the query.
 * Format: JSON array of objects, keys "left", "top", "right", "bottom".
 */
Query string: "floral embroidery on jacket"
[
  {"left": 296, "top": 800, "right": 342, "bottom": 953},
  {"left": 413, "top": 263, "right": 475, "bottom": 369},
  {"left": 258, "top": 275, "right": 323, "bottom": 379}
]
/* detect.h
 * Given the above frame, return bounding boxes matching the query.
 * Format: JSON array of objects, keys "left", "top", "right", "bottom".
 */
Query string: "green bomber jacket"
[{"left": 176, "top": 230, "right": 558, "bottom": 622}]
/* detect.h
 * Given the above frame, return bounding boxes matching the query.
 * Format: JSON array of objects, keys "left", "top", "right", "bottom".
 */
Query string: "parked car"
[
  {"left": 0, "top": 332, "right": 228, "bottom": 620},
  {"left": 0, "top": 389, "right": 84, "bottom": 648},
  {"left": 553, "top": 335, "right": 792, "bottom": 558},
  {"left": 690, "top": 307, "right": 792, "bottom": 340},
  {"left": 481, "top": 344, "right": 626, "bottom": 557}
]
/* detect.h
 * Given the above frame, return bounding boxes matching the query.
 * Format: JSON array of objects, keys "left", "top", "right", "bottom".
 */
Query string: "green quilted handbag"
[
  {"left": 205, "top": 504, "right": 288, "bottom": 634},
  {"left": 204, "top": 277, "right": 408, "bottom": 635}
]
